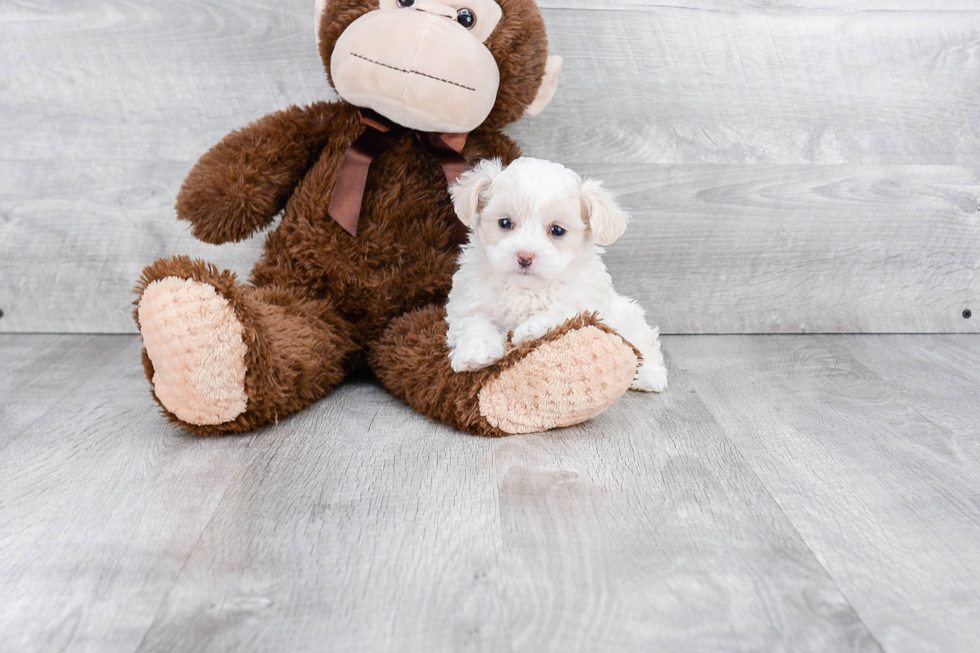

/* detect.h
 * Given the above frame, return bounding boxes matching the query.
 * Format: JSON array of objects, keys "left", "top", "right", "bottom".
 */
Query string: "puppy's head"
[{"left": 450, "top": 157, "right": 630, "bottom": 283}]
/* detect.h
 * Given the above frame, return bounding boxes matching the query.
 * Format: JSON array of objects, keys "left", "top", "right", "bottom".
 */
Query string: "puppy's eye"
[
  {"left": 396, "top": 0, "right": 415, "bottom": 7},
  {"left": 549, "top": 225, "right": 567, "bottom": 238},
  {"left": 498, "top": 218, "right": 513, "bottom": 230},
  {"left": 456, "top": 8, "right": 476, "bottom": 28}
]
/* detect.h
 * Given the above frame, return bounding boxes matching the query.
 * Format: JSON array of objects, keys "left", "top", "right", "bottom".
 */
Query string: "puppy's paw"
[
  {"left": 450, "top": 336, "right": 507, "bottom": 372},
  {"left": 512, "top": 314, "right": 565, "bottom": 345},
  {"left": 631, "top": 362, "right": 668, "bottom": 393}
]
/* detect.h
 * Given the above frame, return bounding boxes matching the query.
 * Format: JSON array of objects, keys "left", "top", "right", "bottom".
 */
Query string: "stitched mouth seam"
[{"left": 351, "top": 53, "right": 476, "bottom": 92}]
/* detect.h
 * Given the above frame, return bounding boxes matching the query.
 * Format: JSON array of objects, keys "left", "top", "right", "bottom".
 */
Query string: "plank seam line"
[
  {"left": 689, "top": 389, "right": 890, "bottom": 651},
  {"left": 130, "top": 471, "right": 242, "bottom": 652},
  {"left": 0, "top": 339, "right": 134, "bottom": 457}
]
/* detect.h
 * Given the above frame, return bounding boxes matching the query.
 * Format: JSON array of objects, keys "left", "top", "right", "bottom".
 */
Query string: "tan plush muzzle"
[{"left": 330, "top": 6, "right": 500, "bottom": 133}]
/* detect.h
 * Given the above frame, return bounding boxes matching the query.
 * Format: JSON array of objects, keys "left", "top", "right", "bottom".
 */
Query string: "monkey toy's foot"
[
  {"left": 134, "top": 256, "right": 357, "bottom": 435},
  {"left": 135, "top": 257, "right": 254, "bottom": 432},
  {"left": 477, "top": 320, "right": 639, "bottom": 434},
  {"left": 371, "top": 307, "right": 640, "bottom": 436},
  {"left": 137, "top": 273, "right": 249, "bottom": 428}
]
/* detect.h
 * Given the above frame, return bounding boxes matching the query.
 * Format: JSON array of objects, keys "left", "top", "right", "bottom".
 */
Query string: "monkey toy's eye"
[
  {"left": 498, "top": 218, "right": 513, "bottom": 230},
  {"left": 456, "top": 8, "right": 476, "bottom": 29},
  {"left": 549, "top": 225, "right": 566, "bottom": 238},
  {"left": 396, "top": 0, "right": 415, "bottom": 7}
]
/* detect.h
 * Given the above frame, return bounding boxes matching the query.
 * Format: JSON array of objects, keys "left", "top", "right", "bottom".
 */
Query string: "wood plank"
[
  {"left": 0, "top": 0, "right": 330, "bottom": 164},
  {"left": 0, "top": 334, "right": 884, "bottom": 652},
  {"left": 523, "top": 5, "right": 980, "bottom": 166},
  {"left": 4, "top": 1, "right": 977, "bottom": 166},
  {"left": 0, "top": 334, "right": 130, "bottom": 447},
  {"left": 129, "top": 359, "right": 881, "bottom": 651},
  {"left": 6, "top": 333, "right": 980, "bottom": 650},
  {"left": 0, "top": 159, "right": 267, "bottom": 334},
  {"left": 3, "top": 162, "right": 975, "bottom": 334},
  {"left": 601, "top": 164, "right": 980, "bottom": 334},
  {"left": 834, "top": 335, "right": 980, "bottom": 502},
  {"left": 133, "top": 378, "right": 510, "bottom": 653},
  {"left": 669, "top": 334, "right": 980, "bottom": 653},
  {"left": 493, "top": 391, "right": 882, "bottom": 653},
  {"left": 2, "top": 0, "right": 978, "bottom": 333},
  {"left": 0, "top": 334, "right": 277, "bottom": 653}
]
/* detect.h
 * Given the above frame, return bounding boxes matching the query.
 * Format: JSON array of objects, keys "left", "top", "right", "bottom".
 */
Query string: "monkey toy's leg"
[
  {"left": 369, "top": 305, "right": 640, "bottom": 436},
  {"left": 134, "top": 256, "right": 359, "bottom": 435}
]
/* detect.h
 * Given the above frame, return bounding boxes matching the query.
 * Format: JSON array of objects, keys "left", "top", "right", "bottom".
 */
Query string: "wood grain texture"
[
  {"left": 603, "top": 164, "right": 980, "bottom": 334},
  {"left": 493, "top": 395, "right": 880, "bottom": 653},
  {"left": 1, "top": 0, "right": 978, "bottom": 334},
  {"left": 134, "top": 382, "right": 510, "bottom": 653},
  {"left": 7, "top": 333, "right": 980, "bottom": 651},
  {"left": 0, "top": 159, "right": 269, "bottom": 334},
  {"left": 2, "top": 333, "right": 904, "bottom": 652},
  {"left": 668, "top": 334, "right": 980, "bottom": 653},
  {"left": 2, "top": 159, "right": 975, "bottom": 334},
  {"left": 0, "top": 335, "right": 277, "bottom": 653},
  {"left": 512, "top": 4, "right": 980, "bottom": 165},
  {"left": 135, "top": 382, "right": 880, "bottom": 652}
]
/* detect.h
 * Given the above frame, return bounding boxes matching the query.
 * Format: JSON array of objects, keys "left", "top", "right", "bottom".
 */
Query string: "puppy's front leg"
[
  {"left": 512, "top": 311, "right": 570, "bottom": 345},
  {"left": 448, "top": 316, "right": 508, "bottom": 372}
]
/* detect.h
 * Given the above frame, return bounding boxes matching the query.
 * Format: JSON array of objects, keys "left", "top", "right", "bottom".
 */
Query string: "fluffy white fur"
[{"left": 445, "top": 157, "right": 668, "bottom": 392}]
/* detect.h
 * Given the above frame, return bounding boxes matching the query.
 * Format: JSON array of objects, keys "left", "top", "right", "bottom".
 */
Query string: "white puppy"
[{"left": 445, "top": 157, "right": 667, "bottom": 392}]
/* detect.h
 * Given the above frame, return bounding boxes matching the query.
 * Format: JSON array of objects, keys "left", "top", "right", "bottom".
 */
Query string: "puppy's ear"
[
  {"left": 450, "top": 158, "right": 502, "bottom": 227},
  {"left": 580, "top": 178, "right": 630, "bottom": 245}
]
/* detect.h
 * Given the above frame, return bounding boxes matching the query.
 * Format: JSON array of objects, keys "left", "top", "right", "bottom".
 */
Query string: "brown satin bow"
[{"left": 328, "top": 108, "right": 471, "bottom": 243}]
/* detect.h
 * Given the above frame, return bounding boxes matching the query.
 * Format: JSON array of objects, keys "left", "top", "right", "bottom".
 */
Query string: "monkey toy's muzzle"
[{"left": 330, "top": 6, "right": 501, "bottom": 133}]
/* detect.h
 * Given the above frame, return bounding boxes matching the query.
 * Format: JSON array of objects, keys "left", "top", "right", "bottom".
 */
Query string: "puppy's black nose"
[{"left": 517, "top": 252, "right": 535, "bottom": 269}]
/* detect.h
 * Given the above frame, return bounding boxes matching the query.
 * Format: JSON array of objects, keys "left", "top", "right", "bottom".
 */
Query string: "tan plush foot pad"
[
  {"left": 138, "top": 277, "right": 248, "bottom": 426},
  {"left": 478, "top": 326, "right": 639, "bottom": 434}
]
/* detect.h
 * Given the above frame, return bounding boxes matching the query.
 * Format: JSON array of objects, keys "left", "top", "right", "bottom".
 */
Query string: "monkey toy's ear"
[
  {"left": 525, "top": 55, "right": 563, "bottom": 117},
  {"left": 450, "top": 159, "right": 503, "bottom": 227}
]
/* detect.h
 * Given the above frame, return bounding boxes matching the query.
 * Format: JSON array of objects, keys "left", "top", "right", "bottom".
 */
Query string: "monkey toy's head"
[{"left": 316, "top": 0, "right": 562, "bottom": 133}]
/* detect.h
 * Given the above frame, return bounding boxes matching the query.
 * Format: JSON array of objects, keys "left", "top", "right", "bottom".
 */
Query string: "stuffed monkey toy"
[{"left": 133, "top": 0, "right": 641, "bottom": 436}]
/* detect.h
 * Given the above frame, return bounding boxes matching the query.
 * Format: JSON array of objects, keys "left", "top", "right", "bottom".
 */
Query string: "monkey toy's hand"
[{"left": 176, "top": 102, "right": 345, "bottom": 245}]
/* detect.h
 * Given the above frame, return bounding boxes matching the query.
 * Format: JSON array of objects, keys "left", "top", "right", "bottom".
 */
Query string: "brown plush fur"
[
  {"left": 175, "top": 104, "right": 344, "bottom": 244},
  {"left": 135, "top": 256, "right": 359, "bottom": 435},
  {"left": 370, "top": 307, "right": 639, "bottom": 437},
  {"left": 134, "top": 0, "right": 628, "bottom": 436}
]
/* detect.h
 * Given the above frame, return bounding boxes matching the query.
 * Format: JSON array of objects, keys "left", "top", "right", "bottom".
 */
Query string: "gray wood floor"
[{"left": 2, "top": 333, "right": 978, "bottom": 653}]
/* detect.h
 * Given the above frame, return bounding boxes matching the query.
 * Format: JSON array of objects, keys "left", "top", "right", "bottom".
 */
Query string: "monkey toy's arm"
[{"left": 176, "top": 101, "right": 352, "bottom": 244}]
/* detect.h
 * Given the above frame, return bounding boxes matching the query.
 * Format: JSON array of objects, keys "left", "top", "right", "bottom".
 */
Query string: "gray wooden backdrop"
[{"left": 1, "top": 0, "right": 978, "bottom": 334}]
